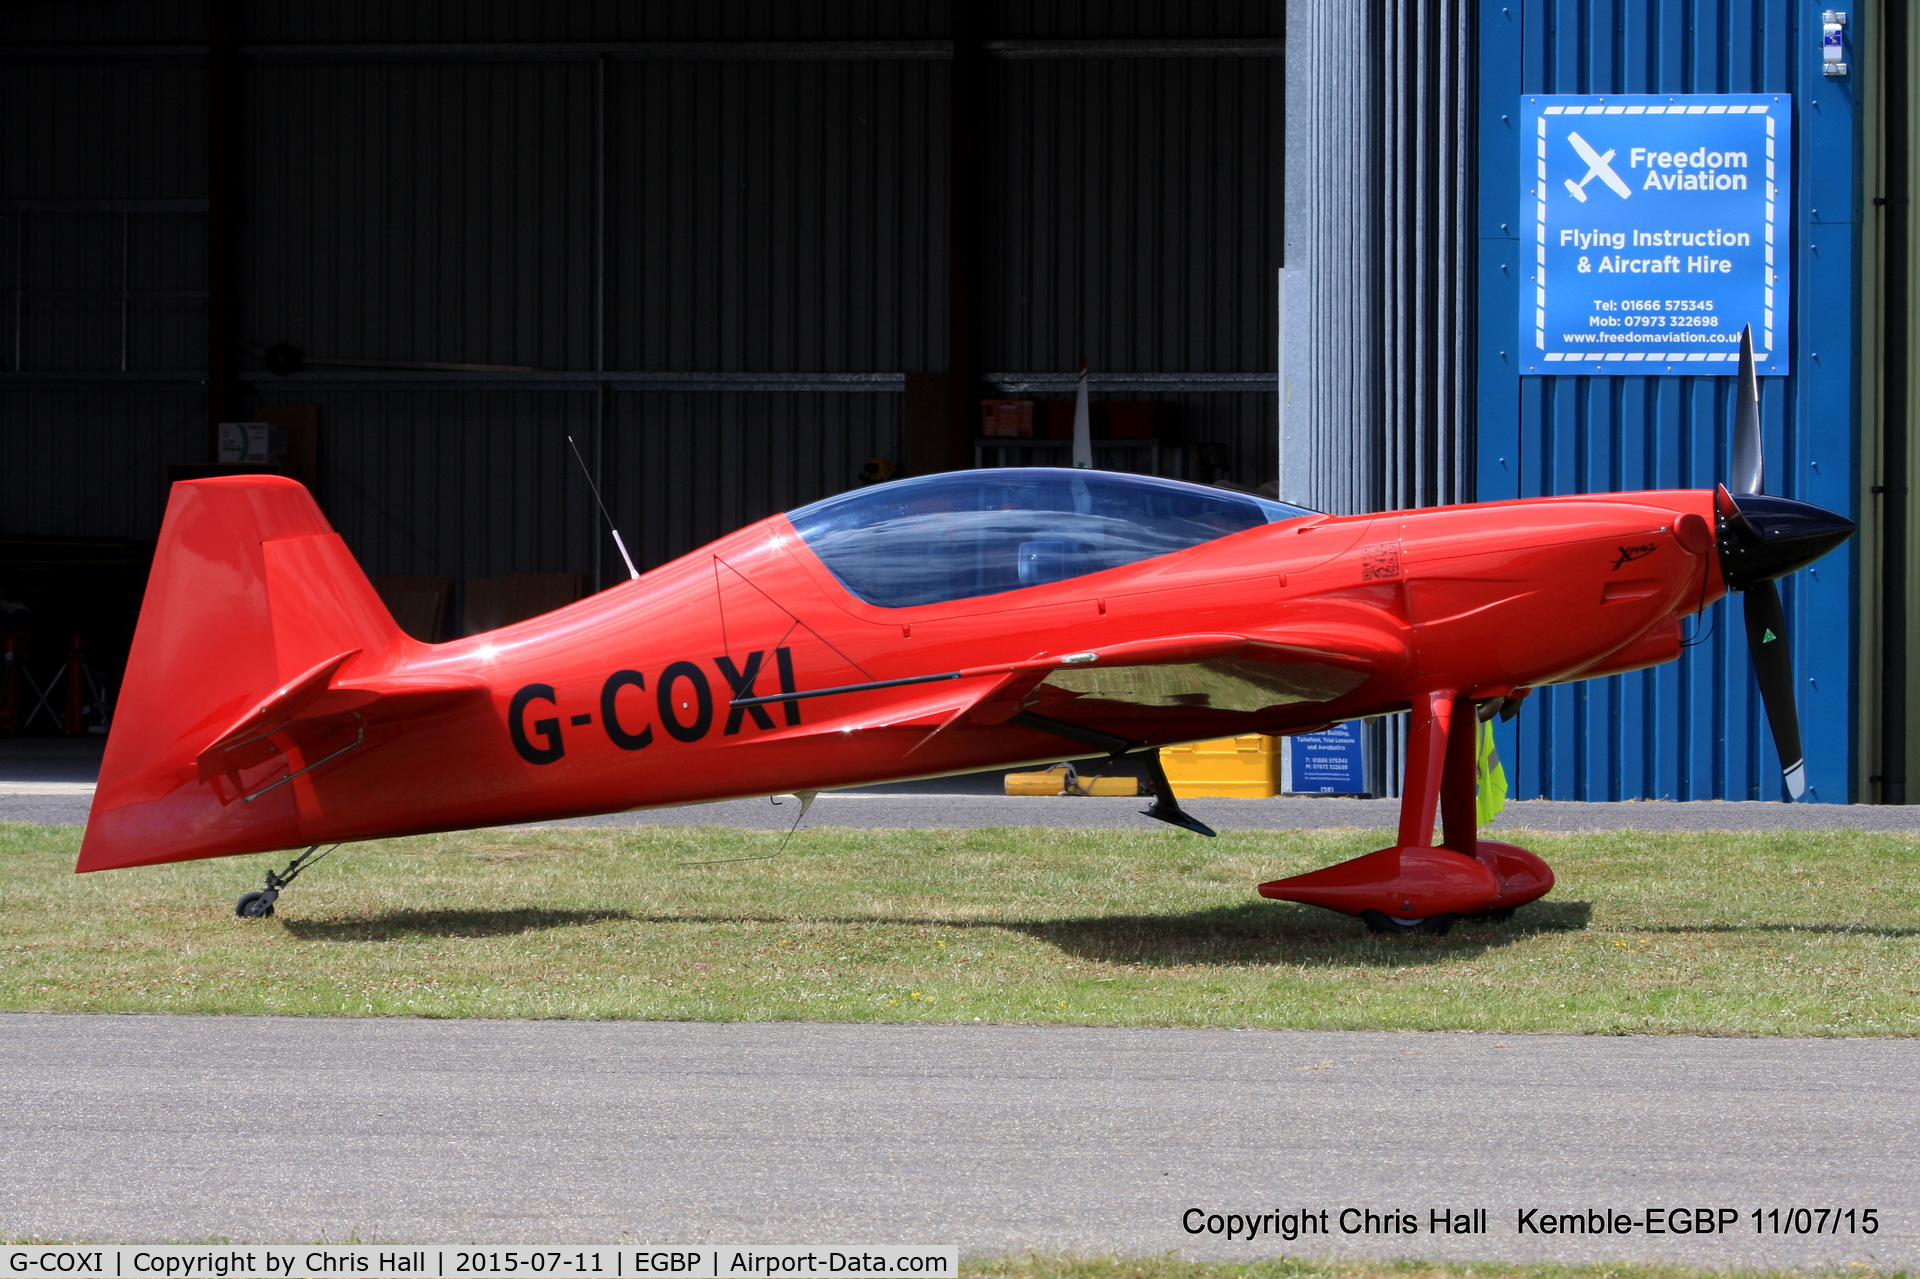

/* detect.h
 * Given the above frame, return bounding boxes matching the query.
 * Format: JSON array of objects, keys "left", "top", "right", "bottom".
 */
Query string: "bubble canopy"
[{"left": 786, "top": 468, "right": 1314, "bottom": 609}]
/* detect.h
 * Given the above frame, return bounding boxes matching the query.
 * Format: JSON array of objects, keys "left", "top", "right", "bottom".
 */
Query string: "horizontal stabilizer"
[
  {"left": 198, "top": 650, "right": 361, "bottom": 763},
  {"left": 322, "top": 672, "right": 494, "bottom": 717},
  {"left": 197, "top": 665, "right": 489, "bottom": 781}
]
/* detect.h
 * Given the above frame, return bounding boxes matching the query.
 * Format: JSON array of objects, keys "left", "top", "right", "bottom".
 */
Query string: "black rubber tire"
[
  {"left": 236, "top": 891, "right": 275, "bottom": 919},
  {"left": 1360, "top": 909, "right": 1458, "bottom": 937},
  {"left": 1475, "top": 907, "right": 1516, "bottom": 924}
]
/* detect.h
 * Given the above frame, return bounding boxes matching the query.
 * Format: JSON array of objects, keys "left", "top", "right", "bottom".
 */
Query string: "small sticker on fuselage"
[
  {"left": 1613, "top": 543, "right": 1658, "bottom": 570},
  {"left": 1359, "top": 542, "right": 1401, "bottom": 581}
]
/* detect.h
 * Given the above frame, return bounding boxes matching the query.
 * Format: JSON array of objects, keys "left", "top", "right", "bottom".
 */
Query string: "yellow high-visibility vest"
[{"left": 1476, "top": 719, "right": 1508, "bottom": 827}]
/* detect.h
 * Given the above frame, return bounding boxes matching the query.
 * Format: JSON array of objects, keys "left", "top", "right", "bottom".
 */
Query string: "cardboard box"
[
  {"left": 254, "top": 404, "right": 319, "bottom": 488},
  {"left": 980, "top": 399, "right": 1036, "bottom": 437},
  {"left": 217, "top": 422, "right": 287, "bottom": 464}
]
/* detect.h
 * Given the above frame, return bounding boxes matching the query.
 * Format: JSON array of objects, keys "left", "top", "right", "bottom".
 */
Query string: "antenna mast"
[{"left": 566, "top": 434, "right": 640, "bottom": 582}]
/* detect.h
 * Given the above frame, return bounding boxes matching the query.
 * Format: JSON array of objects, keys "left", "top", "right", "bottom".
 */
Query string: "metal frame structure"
[{"left": 3, "top": 200, "right": 211, "bottom": 375}]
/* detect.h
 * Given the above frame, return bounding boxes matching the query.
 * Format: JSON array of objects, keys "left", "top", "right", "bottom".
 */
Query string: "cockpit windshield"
[{"left": 786, "top": 468, "right": 1314, "bottom": 608}]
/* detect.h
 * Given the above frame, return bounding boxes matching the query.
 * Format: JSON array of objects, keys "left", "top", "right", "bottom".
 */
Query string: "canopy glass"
[{"left": 788, "top": 468, "right": 1312, "bottom": 608}]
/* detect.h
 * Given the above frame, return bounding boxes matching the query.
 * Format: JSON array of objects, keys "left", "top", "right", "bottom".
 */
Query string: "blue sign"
[
  {"left": 1521, "top": 94, "right": 1791, "bottom": 375},
  {"left": 1287, "top": 722, "right": 1366, "bottom": 795}
]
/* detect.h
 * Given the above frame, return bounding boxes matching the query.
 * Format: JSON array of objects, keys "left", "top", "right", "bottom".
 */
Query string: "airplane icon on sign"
[{"left": 1564, "top": 131, "right": 1633, "bottom": 202}]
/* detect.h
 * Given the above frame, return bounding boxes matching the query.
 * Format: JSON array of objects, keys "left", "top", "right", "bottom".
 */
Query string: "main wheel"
[
  {"left": 1359, "top": 909, "right": 1457, "bottom": 937},
  {"left": 236, "top": 891, "right": 275, "bottom": 919}
]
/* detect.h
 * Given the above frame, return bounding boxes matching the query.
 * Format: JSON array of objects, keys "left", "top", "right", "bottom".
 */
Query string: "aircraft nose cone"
[{"left": 1717, "top": 491, "right": 1856, "bottom": 591}]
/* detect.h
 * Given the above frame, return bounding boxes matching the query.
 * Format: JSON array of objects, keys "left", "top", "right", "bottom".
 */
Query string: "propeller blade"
[
  {"left": 1730, "top": 325, "right": 1764, "bottom": 495},
  {"left": 1741, "top": 579, "right": 1805, "bottom": 800}
]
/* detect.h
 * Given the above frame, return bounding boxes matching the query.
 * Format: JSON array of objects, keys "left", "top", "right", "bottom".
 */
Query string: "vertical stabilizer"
[{"left": 77, "top": 477, "right": 411, "bottom": 871}]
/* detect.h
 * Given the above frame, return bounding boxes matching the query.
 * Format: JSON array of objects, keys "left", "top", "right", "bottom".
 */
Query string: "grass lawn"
[{"left": 1, "top": 820, "right": 1916, "bottom": 1034}]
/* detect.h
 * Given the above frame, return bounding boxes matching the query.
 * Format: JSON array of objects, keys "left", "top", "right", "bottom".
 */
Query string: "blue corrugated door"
[{"left": 1476, "top": 0, "right": 1859, "bottom": 801}]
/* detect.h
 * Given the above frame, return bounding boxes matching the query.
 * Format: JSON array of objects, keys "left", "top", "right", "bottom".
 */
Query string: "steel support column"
[
  {"left": 948, "top": 1, "right": 977, "bottom": 471},
  {"left": 206, "top": 0, "right": 237, "bottom": 446},
  {"left": 1877, "top": 0, "right": 1910, "bottom": 803}
]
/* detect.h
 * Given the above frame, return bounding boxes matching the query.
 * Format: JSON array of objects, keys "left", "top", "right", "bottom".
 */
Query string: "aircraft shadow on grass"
[
  {"left": 1002, "top": 899, "right": 1594, "bottom": 967},
  {"left": 280, "top": 907, "right": 633, "bottom": 941},
  {"left": 279, "top": 898, "right": 1595, "bottom": 965}
]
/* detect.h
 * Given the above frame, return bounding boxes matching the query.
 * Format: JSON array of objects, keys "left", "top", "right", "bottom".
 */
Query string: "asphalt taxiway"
[
  {"left": 0, "top": 1014, "right": 1913, "bottom": 1265},
  {"left": 9, "top": 787, "right": 1920, "bottom": 833},
  {"left": 9, "top": 736, "right": 1920, "bottom": 831}
]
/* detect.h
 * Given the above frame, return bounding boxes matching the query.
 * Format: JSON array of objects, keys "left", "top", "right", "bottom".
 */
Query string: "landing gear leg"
[
  {"left": 1261, "top": 689, "right": 1544, "bottom": 929},
  {"left": 234, "top": 844, "right": 337, "bottom": 919},
  {"left": 1438, "top": 692, "right": 1481, "bottom": 856},
  {"left": 1140, "top": 751, "right": 1217, "bottom": 837},
  {"left": 1008, "top": 709, "right": 1216, "bottom": 837}
]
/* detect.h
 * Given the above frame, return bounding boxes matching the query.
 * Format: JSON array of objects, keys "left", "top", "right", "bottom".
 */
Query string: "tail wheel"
[{"left": 235, "top": 891, "right": 276, "bottom": 919}]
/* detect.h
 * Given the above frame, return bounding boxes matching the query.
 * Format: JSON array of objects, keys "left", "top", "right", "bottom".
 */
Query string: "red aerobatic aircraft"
[{"left": 78, "top": 332, "right": 1853, "bottom": 933}]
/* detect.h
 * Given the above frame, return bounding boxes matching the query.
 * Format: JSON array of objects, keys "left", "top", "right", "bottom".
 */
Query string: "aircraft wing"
[
  {"left": 1017, "top": 623, "right": 1404, "bottom": 728},
  {"left": 726, "top": 623, "right": 1410, "bottom": 755}
]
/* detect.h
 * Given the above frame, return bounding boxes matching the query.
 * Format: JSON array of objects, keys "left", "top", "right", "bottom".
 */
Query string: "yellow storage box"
[{"left": 1157, "top": 735, "right": 1283, "bottom": 797}]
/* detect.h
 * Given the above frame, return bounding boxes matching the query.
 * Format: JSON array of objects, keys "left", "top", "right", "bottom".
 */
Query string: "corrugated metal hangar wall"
[
  {"left": 1283, "top": 0, "right": 1477, "bottom": 798},
  {"left": 0, "top": 1, "right": 1284, "bottom": 614},
  {"left": 1477, "top": 0, "right": 1863, "bottom": 803}
]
